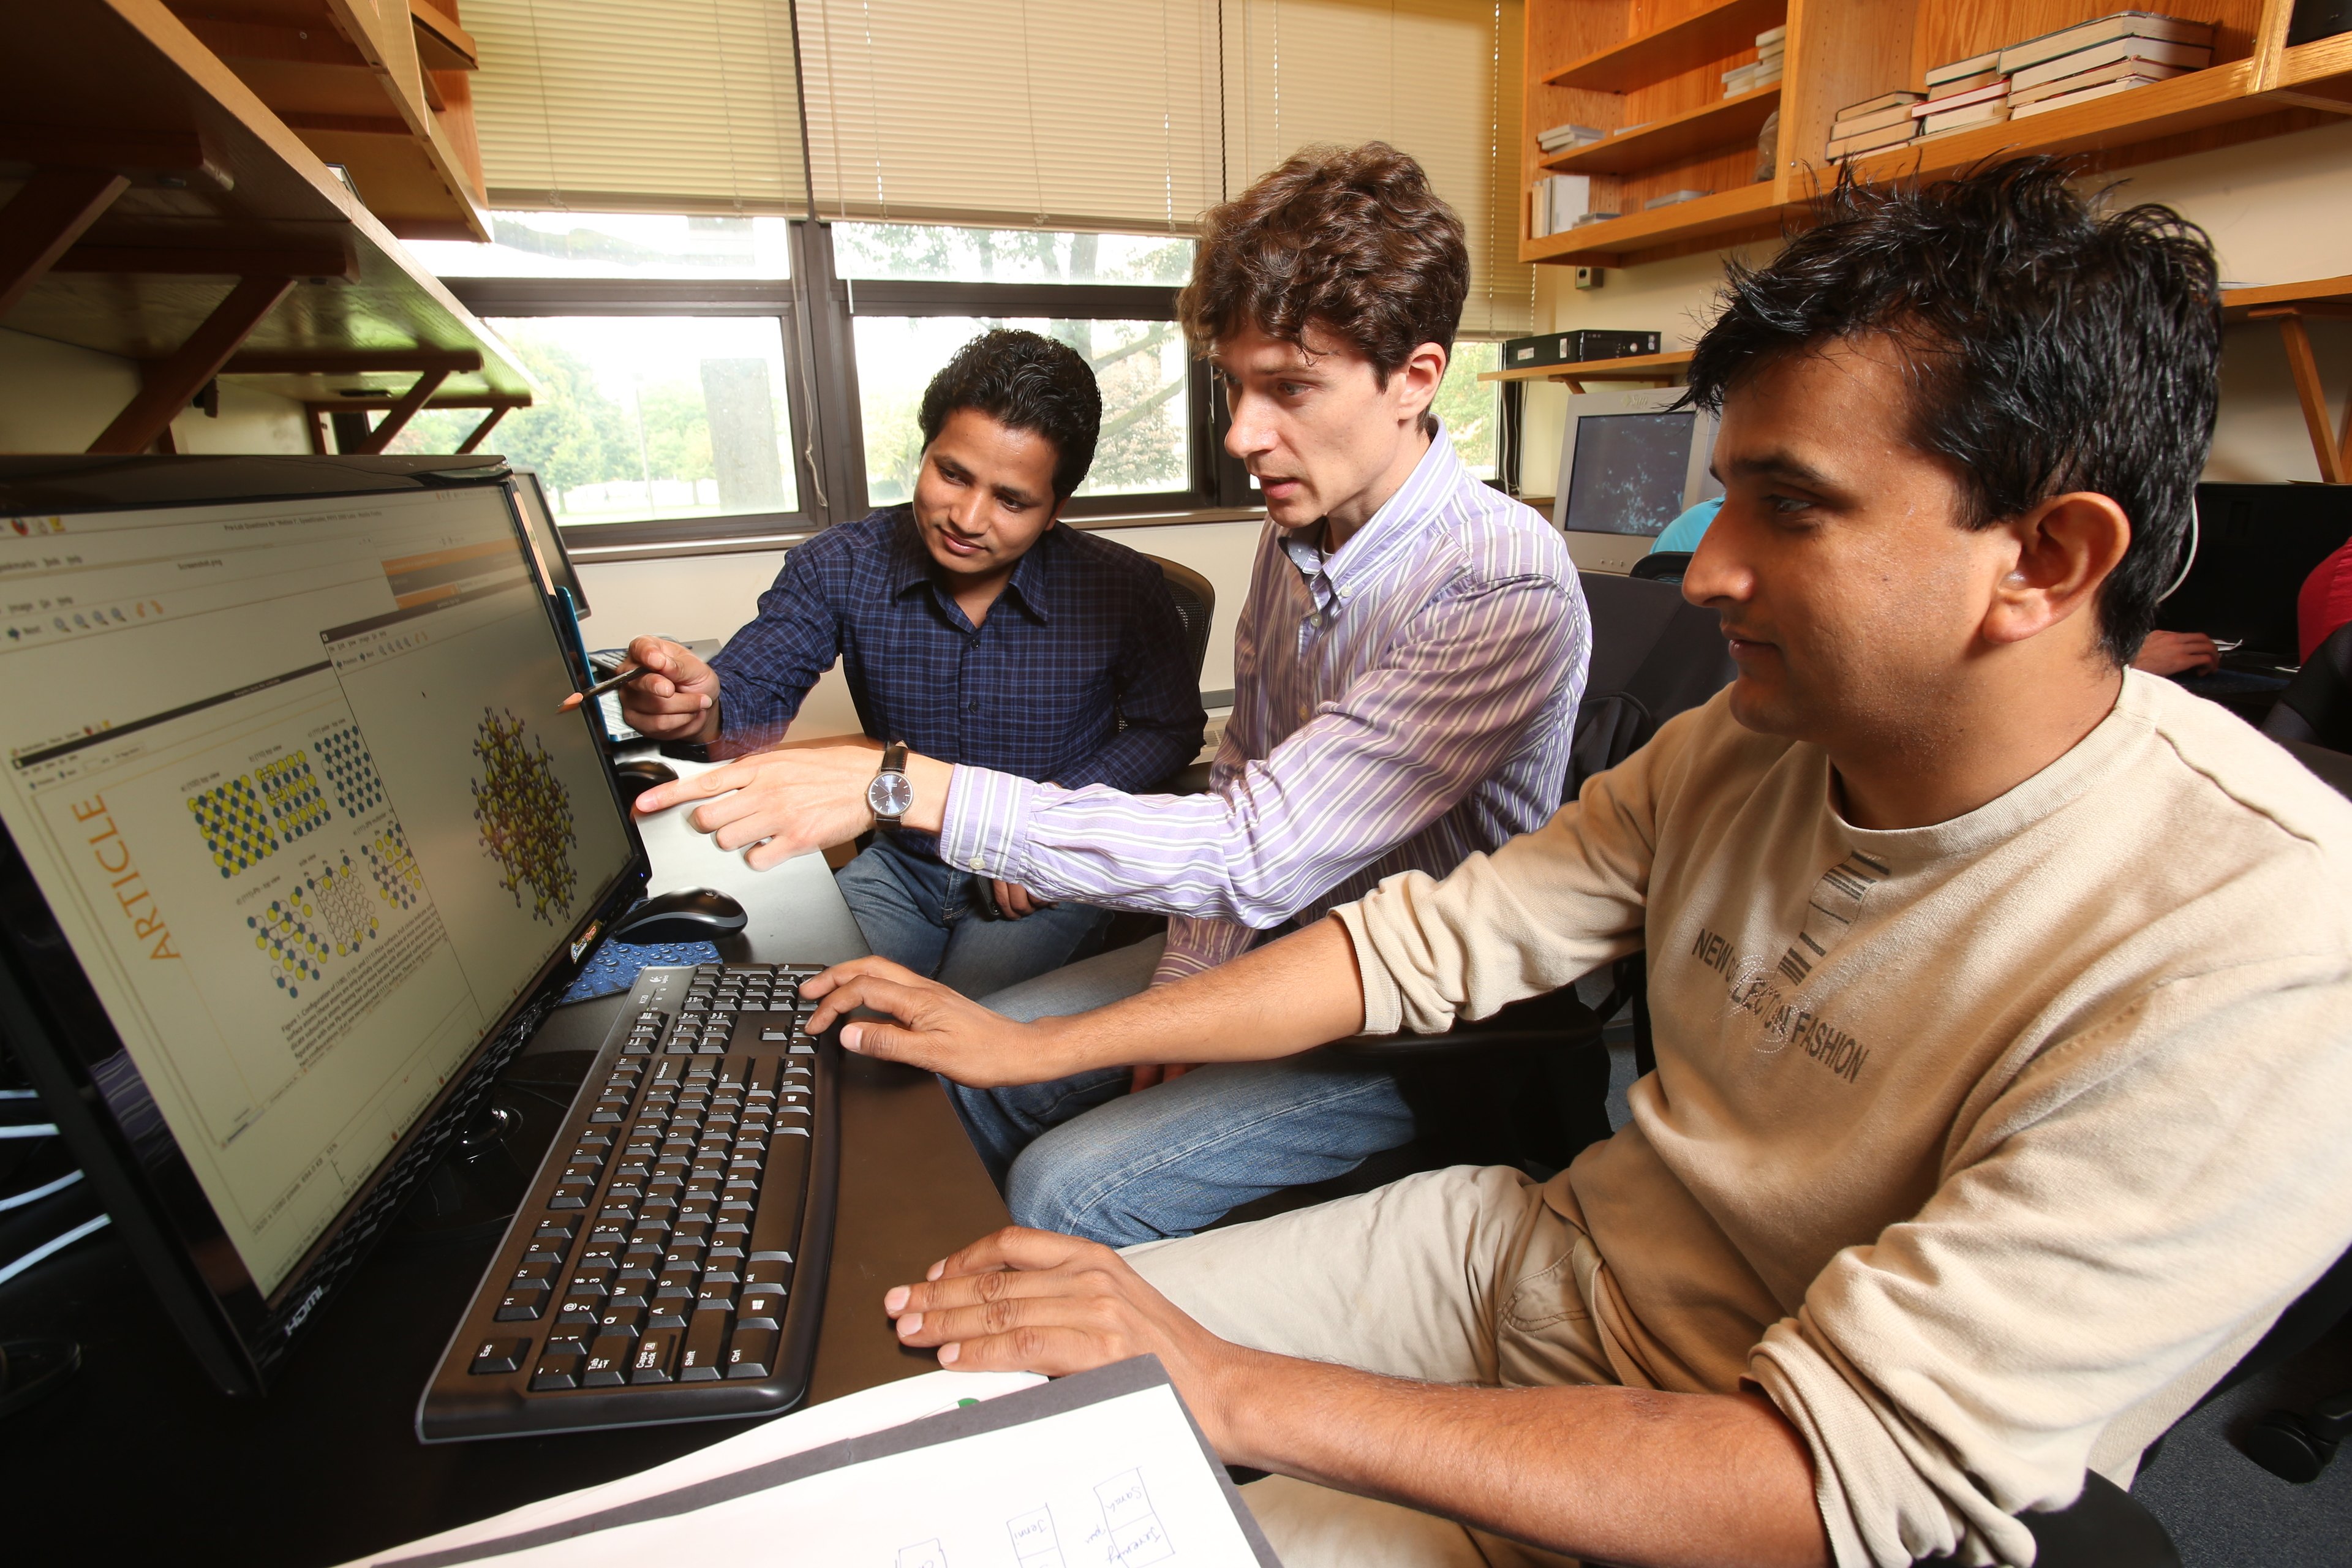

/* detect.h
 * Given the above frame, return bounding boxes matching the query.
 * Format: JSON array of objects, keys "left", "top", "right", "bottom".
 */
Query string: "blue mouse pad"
[{"left": 561, "top": 918, "right": 722, "bottom": 1003}]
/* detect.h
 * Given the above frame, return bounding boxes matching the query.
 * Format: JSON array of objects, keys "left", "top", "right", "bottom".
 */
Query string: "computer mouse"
[
  {"left": 605, "top": 887, "right": 747, "bottom": 944},
  {"left": 609, "top": 757, "right": 678, "bottom": 807}
]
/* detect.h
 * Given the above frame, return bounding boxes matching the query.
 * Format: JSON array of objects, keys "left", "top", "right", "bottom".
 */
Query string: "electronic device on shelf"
[
  {"left": 0, "top": 454, "right": 653, "bottom": 1396},
  {"left": 417, "top": 960, "right": 838, "bottom": 1440},
  {"left": 1551, "top": 386, "right": 1722, "bottom": 575}
]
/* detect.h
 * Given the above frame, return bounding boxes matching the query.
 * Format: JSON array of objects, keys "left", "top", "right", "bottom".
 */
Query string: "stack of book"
[
  {"left": 1721, "top": 24, "right": 1787, "bottom": 97},
  {"left": 1912, "top": 47, "right": 2013, "bottom": 138},
  {"left": 1825, "top": 90, "right": 1923, "bottom": 161},
  {"left": 2005, "top": 12, "right": 2213, "bottom": 119},
  {"left": 1529, "top": 173, "right": 1593, "bottom": 239},
  {"left": 1536, "top": 121, "right": 1605, "bottom": 157}
]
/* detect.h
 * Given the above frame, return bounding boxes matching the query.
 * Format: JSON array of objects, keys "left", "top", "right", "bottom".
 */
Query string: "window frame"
[{"left": 440, "top": 217, "right": 1517, "bottom": 554}]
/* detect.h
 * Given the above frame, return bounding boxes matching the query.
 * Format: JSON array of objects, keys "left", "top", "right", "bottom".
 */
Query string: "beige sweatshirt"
[{"left": 1336, "top": 671, "right": 2352, "bottom": 1567}]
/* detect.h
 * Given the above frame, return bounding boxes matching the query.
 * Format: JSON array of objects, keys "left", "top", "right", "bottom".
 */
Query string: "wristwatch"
[{"left": 867, "top": 741, "right": 914, "bottom": 828}]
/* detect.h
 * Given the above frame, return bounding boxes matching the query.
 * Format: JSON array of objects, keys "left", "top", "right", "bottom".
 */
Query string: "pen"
[{"left": 556, "top": 662, "right": 646, "bottom": 714}]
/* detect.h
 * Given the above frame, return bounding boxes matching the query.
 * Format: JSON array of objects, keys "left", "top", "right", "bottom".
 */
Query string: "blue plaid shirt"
[{"left": 709, "top": 507, "right": 1206, "bottom": 859}]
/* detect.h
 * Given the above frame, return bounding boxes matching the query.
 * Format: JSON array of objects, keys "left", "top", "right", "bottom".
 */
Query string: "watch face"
[{"left": 868, "top": 771, "right": 914, "bottom": 817}]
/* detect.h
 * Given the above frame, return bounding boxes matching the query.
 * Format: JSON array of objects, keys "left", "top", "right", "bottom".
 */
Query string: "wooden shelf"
[
  {"left": 1480, "top": 350, "right": 1694, "bottom": 386},
  {"left": 2222, "top": 275, "right": 2352, "bottom": 314},
  {"left": 1542, "top": 85, "right": 1781, "bottom": 175},
  {"left": 1, "top": 0, "right": 529, "bottom": 453},
  {"left": 1848, "top": 61, "right": 2270, "bottom": 182},
  {"left": 1544, "top": 0, "right": 1785, "bottom": 93},
  {"left": 1524, "top": 181, "right": 1782, "bottom": 267}
]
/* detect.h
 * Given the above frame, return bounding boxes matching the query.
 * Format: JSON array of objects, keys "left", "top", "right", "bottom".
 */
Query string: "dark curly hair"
[
  {"left": 1686, "top": 157, "right": 2221, "bottom": 666},
  {"left": 1178, "top": 141, "right": 1468, "bottom": 432},
  {"left": 918, "top": 328, "right": 1101, "bottom": 502}
]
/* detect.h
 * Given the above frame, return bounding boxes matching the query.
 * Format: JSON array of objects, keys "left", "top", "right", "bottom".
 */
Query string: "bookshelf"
[
  {"left": 1479, "top": 349, "right": 1695, "bottom": 393},
  {"left": 4, "top": 0, "right": 529, "bottom": 455},
  {"left": 1523, "top": 0, "right": 2352, "bottom": 270}
]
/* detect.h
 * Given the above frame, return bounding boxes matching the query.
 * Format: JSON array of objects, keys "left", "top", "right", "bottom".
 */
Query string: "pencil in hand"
[{"left": 556, "top": 662, "right": 647, "bottom": 714}]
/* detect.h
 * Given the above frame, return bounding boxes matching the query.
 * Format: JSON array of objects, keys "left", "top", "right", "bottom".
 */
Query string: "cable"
[
  {"left": 0, "top": 1169, "right": 80, "bottom": 1213},
  {"left": 2158, "top": 502, "right": 2199, "bottom": 603},
  {"left": 0, "top": 1213, "right": 110, "bottom": 1287}
]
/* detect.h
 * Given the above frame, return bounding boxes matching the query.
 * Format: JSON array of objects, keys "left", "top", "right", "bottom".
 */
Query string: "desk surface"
[{"left": 0, "top": 777, "right": 1009, "bottom": 1562}]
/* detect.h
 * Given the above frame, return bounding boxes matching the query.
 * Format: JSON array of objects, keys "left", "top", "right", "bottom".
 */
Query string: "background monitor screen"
[
  {"left": 1561, "top": 410, "right": 1698, "bottom": 538},
  {"left": 0, "top": 483, "right": 634, "bottom": 1299}
]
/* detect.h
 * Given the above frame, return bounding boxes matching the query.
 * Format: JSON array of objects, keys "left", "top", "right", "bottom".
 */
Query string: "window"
[
  {"left": 853, "top": 316, "right": 1189, "bottom": 505},
  {"left": 392, "top": 317, "right": 801, "bottom": 525},
  {"left": 1437, "top": 341, "right": 1504, "bottom": 481},
  {"left": 412, "top": 213, "right": 1516, "bottom": 554}
]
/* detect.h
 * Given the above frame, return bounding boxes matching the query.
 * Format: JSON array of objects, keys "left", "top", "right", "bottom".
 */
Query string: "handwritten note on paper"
[{"left": 404, "top": 1373, "right": 1271, "bottom": 1568}]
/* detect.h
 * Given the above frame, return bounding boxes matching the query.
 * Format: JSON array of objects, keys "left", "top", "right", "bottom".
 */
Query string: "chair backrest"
[
  {"left": 1569, "top": 571, "right": 1737, "bottom": 799},
  {"left": 1628, "top": 550, "right": 1693, "bottom": 584},
  {"left": 2261, "top": 619, "right": 2352, "bottom": 752},
  {"left": 1142, "top": 554, "right": 1216, "bottom": 689}
]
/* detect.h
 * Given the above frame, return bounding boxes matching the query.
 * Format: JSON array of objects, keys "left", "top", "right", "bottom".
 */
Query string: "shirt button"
[{"left": 968, "top": 859, "right": 984, "bottom": 872}]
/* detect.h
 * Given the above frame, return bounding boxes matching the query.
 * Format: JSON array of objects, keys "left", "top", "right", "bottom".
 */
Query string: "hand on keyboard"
[{"left": 804, "top": 957, "right": 1063, "bottom": 1088}]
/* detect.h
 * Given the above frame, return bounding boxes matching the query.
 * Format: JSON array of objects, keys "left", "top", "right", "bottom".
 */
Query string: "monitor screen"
[
  {"left": 0, "top": 483, "right": 634, "bottom": 1299},
  {"left": 1562, "top": 410, "right": 1698, "bottom": 538},
  {"left": 513, "top": 469, "right": 588, "bottom": 617}
]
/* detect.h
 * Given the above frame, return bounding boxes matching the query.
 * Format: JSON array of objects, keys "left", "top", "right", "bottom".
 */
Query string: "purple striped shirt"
[{"left": 939, "top": 423, "right": 1590, "bottom": 984}]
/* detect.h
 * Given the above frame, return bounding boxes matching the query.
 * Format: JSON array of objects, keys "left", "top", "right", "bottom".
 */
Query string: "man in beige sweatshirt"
[{"left": 801, "top": 160, "right": 2352, "bottom": 1567}]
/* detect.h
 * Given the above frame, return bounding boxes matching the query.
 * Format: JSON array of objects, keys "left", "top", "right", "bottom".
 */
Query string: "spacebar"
[{"left": 748, "top": 1128, "right": 810, "bottom": 1263}]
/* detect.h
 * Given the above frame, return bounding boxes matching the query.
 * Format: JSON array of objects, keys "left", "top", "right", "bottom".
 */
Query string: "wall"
[
  {"left": 0, "top": 327, "right": 312, "bottom": 456},
  {"left": 1537, "top": 117, "right": 2352, "bottom": 487}
]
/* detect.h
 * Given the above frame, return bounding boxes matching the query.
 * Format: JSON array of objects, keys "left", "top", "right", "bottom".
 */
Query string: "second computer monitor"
[
  {"left": 512, "top": 469, "right": 589, "bottom": 618},
  {"left": 1552, "top": 386, "right": 1721, "bottom": 574}
]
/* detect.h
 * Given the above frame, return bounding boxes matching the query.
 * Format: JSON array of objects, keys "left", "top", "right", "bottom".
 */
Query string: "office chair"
[
  {"left": 1140, "top": 554, "right": 1216, "bottom": 693},
  {"left": 1628, "top": 549, "right": 1694, "bottom": 585},
  {"left": 2261, "top": 619, "right": 2352, "bottom": 753}
]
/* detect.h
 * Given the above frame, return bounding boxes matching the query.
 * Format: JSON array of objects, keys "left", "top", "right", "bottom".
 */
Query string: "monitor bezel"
[
  {"left": 1551, "top": 386, "right": 1722, "bottom": 575},
  {"left": 0, "top": 461, "right": 650, "bottom": 1393},
  {"left": 510, "top": 467, "right": 590, "bottom": 619}
]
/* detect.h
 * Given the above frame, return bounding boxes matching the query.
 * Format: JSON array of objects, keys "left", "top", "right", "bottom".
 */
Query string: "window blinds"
[
  {"left": 465, "top": 0, "right": 809, "bottom": 213},
  {"left": 463, "top": 0, "right": 1532, "bottom": 331},
  {"left": 1220, "top": 0, "right": 1531, "bottom": 334}
]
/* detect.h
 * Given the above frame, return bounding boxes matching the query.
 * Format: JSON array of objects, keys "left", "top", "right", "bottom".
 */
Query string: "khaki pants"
[{"left": 1125, "top": 1164, "right": 1647, "bottom": 1568}]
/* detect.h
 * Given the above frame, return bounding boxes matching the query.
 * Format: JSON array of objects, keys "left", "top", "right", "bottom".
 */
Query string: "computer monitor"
[
  {"left": 0, "top": 455, "right": 647, "bottom": 1394},
  {"left": 1551, "top": 386, "right": 1722, "bottom": 574},
  {"left": 511, "top": 468, "right": 589, "bottom": 619},
  {"left": 2155, "top": 483, "right": 2352, "bottom": 667}
]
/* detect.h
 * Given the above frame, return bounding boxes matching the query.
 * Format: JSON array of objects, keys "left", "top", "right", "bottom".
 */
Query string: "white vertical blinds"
[{"left": 463, "top": 0, "right": 1531, "bottom": 331}]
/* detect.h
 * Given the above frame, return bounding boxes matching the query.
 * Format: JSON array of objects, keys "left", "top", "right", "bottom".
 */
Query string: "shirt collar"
[
  {"left": 1277, "top": 421, "right": 1468, "bottom": 613},
  {"left": 886, "top": 506, "right": 1057, "bottom": 625}
]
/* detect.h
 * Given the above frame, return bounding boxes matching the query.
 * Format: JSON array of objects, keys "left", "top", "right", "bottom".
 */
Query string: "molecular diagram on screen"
[
  {"left": 308, "top": 854, "right": 379, "bottom": 956},
  {"left": 362, "top": 825, "right": 423, "bottom": 912},
  {"left": 189, "top": 776, "right": 279, "bottom": 879},
  {"left": 316, "top": 725, "right": 386, "bottom": 818},
  {"left": 470, "top": 707, "right": 577, "bottom": 924},
  {"left": 248, "top": 892, "right": 331, "bottom": 999},
  {"left": 254, "top": 751, "right": 332, "bottom": 843}
]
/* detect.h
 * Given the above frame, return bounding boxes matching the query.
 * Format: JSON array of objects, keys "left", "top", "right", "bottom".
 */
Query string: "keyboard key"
[
  {"left": 581, "top": 1338, "right": 633, "bottom": 1387},
  {"left": 564, "top": 1276, "right": 611, "bottom": 1299},
  {"left": 726, "top": 1325, "right": 782, "bottom": 1379},
  {"left": 597, "top": 1306, "right": 646, "bottom": 1339},
  {"left": 469, "top": 1337, "right": 529, "bottom": 1375},
  {"left": 744, "top": 1257, "right": 791, "bottom": 1291},
  {"left": 529, "top": 1355, "right": 582, "bottom": 1392},
  {"left": 496, "top": 1291, "right": 547, "bottom": 1322},
  {"left": 554, "top": 1298, "right": 601, "bottom": 1332},
  {"left": 548, "top": 1185, "right": 592, "bottom": 1210},
  {"left": 736, "top": 1289, "right": 783, "bottom": 1329},
  {"left": 630, "top": 1332, "right": 680, "bottom": 1384},
  {"left": 678, "top": 1313, "right": 728, "bottom": 1381},
  {"left": 647, "top": 1302, "right": 690, "bottom": 1331},
  {"left": 522, "top": 1240, "right": 566, "bottom": 1267},
  {"left": 695, "top": 1284, "right": 735, "bottom": 1312}
]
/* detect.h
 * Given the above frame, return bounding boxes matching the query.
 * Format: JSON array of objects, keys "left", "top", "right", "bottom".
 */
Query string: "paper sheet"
[{"left": 346, "top": 1370, "right": 1044, "bottom": 1567}]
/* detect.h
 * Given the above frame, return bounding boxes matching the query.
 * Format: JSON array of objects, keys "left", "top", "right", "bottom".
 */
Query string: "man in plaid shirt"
[{"left": 615, "top": 330, "right": 1205, "bottom": 1000}]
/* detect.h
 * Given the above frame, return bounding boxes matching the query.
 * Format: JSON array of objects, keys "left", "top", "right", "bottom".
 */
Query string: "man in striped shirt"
[{"left": 638, "top": 143, "right": 1590, "bottom": 1242}]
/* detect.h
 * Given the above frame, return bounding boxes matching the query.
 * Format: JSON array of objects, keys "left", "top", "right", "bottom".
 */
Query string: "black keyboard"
[{"left": 417, "top": 962, "right": 838, "bottom": 1441}]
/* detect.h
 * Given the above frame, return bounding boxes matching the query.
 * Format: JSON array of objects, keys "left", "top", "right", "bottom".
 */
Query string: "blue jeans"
[
  {"left": 947, "top": 936, "right": 1415, "bottom": 1246},
  {"left": 834, "top": 833, "right": 1110, "bottom": 998}
]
